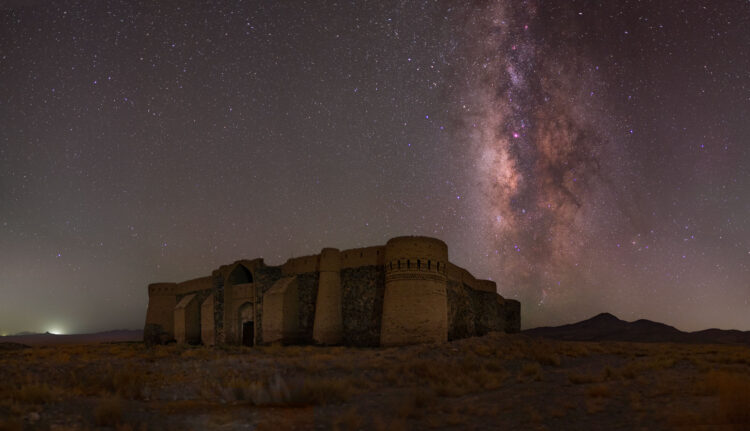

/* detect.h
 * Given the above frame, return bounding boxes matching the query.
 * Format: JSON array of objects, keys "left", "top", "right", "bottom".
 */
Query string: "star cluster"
[{"left": 1, "top": 1, "right": 748, "bottom": 334}]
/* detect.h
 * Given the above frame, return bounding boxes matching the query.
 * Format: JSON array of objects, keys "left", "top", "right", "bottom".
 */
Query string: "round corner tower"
[
  {"left": 313, "top": 247, "right": 343, "bottom": 344},
  {"left": 380, "top": 236, "right": 449, "bottom": 346}
]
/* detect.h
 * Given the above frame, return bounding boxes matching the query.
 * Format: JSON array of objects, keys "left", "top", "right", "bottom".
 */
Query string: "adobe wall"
[
  {"left": 445, "top": 263, "right": 497, "bottom": 293},
  {"left": 262, "top": 277, "right": 301, "bottom": 344},
  {"left": 144, "top": 283, "right": 178, "bottom": 344},
  {"left": 447, "top": 280, "right": 521, "bottom": 339},
  {"left": 174, "top": 294, "right": 201, "bottom": 344},
  {"left": 380, "top": 236, "right": 449, "bottom": 346},
  {"left": 341, "top": 265, "right": 386, "bottom": 347},
  {"left": 243, "top": 265, "right": 283, "bottom": 345},
  {"left": 313, "top": 248, "right": 343, "bottom": 344},
  {"left": 340, "top": 246, "right": 385, "bottom": 268},
  {"left": 201, "top": 294, "right": 215, "bottom": 346},
  {"left": 502, "top": 299, "right": 521, "bottom": 333}
]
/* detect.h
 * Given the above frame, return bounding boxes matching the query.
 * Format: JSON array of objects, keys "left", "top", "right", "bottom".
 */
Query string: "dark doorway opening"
[{"left": 242, "top": 321, "right": 254, "bottom": 346}]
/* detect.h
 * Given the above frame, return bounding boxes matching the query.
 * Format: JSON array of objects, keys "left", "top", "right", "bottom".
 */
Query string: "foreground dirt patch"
[{"left": 1, "top": 334, "right": 749, "bottom": 430}]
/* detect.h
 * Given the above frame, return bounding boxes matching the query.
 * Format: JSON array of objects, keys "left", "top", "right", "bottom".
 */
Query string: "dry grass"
[
  {"left": 13, "top": 382, "right": 57, "bottom": 404},
  {"left": 94, "top": 396, "right": 123, "bottom": 426},
  {"left": 586, "top": 383, "right": 611, "bottom": 398},
  {"left": 704, "top": 370, "right": 750, "bottom": 427},
  {"left": 1, "top": 337, "right": 749, "bottom": 429},
  {"left": 520, "top": 361, "right": 542, "bottom": 381},
  {"left": 568, "top": 372, "right": 600, "bottom": 384}
]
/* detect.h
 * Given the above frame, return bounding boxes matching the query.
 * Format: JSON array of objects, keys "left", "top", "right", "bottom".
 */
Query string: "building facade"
[{"left": 144, "top": 236, "right": 520, "bottom": 347}]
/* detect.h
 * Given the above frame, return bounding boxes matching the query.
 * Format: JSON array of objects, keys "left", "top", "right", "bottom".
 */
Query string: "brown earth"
[{"left": 1, "top": 334, "right": 749, "bottom": 430}]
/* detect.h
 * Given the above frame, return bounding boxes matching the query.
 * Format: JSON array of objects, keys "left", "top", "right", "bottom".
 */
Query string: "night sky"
[{"left": 1, "top": 1, "right": 749, "bottom": 335}]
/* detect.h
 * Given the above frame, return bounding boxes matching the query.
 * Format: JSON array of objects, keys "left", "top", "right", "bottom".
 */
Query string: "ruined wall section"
[
  {"left": 340, "top": 246, "right": 385, "bottom": 268},
  {"left": 341, "top": 265, "right": 386, "bottom": 347},
  {"left": 447, "top": 281, "right": 522, "bottom": 339},
  {"left": 251, "top": 265, "right": 284, "bottom": 345},
  {"left": 294, "top": 271, "right": 320, "bottom": 344},
  {"left": 446, "top": 280, "right": 475, "bottom": 340},
  {"left": 144, "top": 283, "right": 178, "bottom": 345},
  {"left": 502, "top": 299, "right": 521, "bottom": 333}
]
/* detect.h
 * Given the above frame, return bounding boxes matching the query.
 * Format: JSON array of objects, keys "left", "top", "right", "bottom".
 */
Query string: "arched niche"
[{"left": 227, "top": 264, "right": 253, "bottom": 285}]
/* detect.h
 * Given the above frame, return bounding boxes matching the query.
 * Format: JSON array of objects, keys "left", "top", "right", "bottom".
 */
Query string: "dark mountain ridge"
[{"left": 524, "top": 313, "right": 750, "bottom": 345}]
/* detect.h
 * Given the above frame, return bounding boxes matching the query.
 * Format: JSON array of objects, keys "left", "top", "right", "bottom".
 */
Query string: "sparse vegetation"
[
  {"left": 1, "top": 336, "right": 749, "bottom": 429},
  {"left": 94, "top": 396, "right": 123, "bottom": 426}
]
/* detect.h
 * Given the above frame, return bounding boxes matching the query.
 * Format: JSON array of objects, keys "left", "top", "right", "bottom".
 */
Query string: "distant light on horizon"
[{"left": 46, "top": 326, "right": 66, "bottom": 335}]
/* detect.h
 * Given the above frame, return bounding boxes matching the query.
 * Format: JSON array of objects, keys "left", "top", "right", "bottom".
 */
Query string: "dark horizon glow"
[{"left": 1, "top": 1, "right": 748, "bottom": 335}]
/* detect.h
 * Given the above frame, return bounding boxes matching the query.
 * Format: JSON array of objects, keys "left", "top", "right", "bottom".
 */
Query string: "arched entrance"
[{"left": 238, "top": 302, "right": 254, "bottom": 346}]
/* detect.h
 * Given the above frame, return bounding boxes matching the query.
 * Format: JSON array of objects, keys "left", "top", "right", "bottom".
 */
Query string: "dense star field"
[{"left": 1, "top": 1, "right": 748, "bottom": 334}]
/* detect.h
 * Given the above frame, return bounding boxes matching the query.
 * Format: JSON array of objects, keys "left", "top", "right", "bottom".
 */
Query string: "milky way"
[
  {"left": 458, "top": 2, "right": 612, "bottom": 312},
  {"left": 456, "top": 1, "right": 750, "bottom": 328}
]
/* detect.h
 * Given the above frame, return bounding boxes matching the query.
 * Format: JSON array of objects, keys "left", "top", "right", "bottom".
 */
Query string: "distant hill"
[
  {"left": 0, "top": 329, "right": 142, "bottom": 346},
  {"left": 524, "top": 313, "right": 750, "bottom": 345}
]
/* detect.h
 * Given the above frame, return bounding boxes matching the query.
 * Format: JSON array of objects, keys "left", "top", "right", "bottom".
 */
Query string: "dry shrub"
[
  {"left": 520, "top": 362, "right": 542, "bottom": 381},
  {"left": 0, "top": 420, "right": 23, "bottom": 431},
  {"left": 112, "top": 366, "right": 147, "bottom": 399},
  {"left": 568, "top": 373, "right": 599, "bottom": 385},
  {"left": 332, "top": 407, "right": 363, "bottom": 431},
  {"left": 705, "top": 370, "right": 750, "bottom": 427},
  {"left": 629, "top": 391, "right": 644, "bottom": 412},
  {"left": 398, "top": 356, "right": 505, "bottom": 397},
  {"left": 525, "top": 342, "right": 561, "bottom": 366},
  {"left": 94, "top": 397, "right": 123, "bottom": 426},
  {"left": 587, "top": 384, "right": 611, "bottom": 398},
  {"left": 14, "top": 383, "right": 56, "bottom": 404},
  {"left": 373, "top": 416, "right": 409, "bottom": 431},
  {"left": 224, "top": 373, "right": 352, "bottom": 406},
  {"left": 300, "top": 376, "right": 352, "bottom": 405},
  {"left": 397, "top": 388, "right": 437, "bottom": 419},
  {"left": 620, "top": 361, "right": 642, "bottom": 379},
  {"left": 180, "top": 347, "right": 215, "bottom": 360}
]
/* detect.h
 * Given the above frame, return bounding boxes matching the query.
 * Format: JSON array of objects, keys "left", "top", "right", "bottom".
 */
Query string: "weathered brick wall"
[
  {"left": 295, "top": 272, "right": 320, "bottom": 344},
  {"left": 503, "top": 299, "right": 521, "bottom": 333},
  {"left": 447, "top": 280, "right": 476, "bottom": 340},
  {"left": 447, "top": 281, "right": 512, "bottom": 340},
  {"left": 341, "top": 265, "right": 386, "bottom": 347},
  {"left": 252, "top": 266, "right": 283, "bottom": 345}
]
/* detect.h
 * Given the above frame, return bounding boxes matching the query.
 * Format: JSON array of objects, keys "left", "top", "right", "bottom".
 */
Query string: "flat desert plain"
[{"left": 1, "top": 333, "right": 749, "bottom": 430}]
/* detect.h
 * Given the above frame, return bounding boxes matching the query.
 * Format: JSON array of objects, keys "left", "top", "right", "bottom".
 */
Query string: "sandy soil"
[{"left": 1, "top": 333, "right": 749, "bottom": 430}]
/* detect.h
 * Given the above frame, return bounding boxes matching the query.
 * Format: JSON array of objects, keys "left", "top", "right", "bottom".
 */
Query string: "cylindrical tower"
[
  {"left": 381, "top": 236, "right": 449, "bottom": 346},
  {"left": 313, "top": 248, "right": 343, "bottom": 344}
]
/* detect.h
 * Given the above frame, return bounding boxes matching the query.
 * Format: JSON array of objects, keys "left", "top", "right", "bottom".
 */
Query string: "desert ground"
[{"left": 1, "top": 333, "right": 749, "bottom": 430}]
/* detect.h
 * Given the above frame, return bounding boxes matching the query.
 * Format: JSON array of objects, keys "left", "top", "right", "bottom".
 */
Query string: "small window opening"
[
  {"left": 428, "top": 260, "right": 431, "bottom": 270},
  {"left": 407, "top": 260, "right": 410, "bottom": 269},
  {"left": 417, "top": 259, "right": 421, "bottom": 269}
]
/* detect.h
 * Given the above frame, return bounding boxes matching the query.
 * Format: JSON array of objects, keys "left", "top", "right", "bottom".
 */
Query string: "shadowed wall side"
[
  {"left": 144, "top": 283, "right": 177, "bottom": 345},
  {"left": 313, "top": 248, "right": 343, "bottom": 344}
]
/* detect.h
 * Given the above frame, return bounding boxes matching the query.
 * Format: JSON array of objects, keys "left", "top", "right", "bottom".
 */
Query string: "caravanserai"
[{"left": 144, "top": 236, "right": 520, "bottom": 347}]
